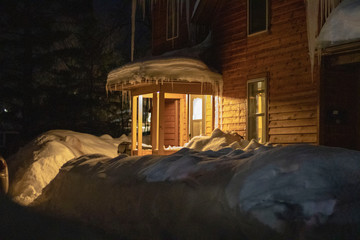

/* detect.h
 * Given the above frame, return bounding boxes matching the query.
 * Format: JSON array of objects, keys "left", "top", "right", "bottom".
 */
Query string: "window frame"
[
  {"left": 166, "top": 0, "right": 180, "bottom": 41},
  {"left": 247, "top": 76, "right": 268, "bottom": 143},
  {"left": 247, "top": 0, "right": 269, "bottom": 36}
]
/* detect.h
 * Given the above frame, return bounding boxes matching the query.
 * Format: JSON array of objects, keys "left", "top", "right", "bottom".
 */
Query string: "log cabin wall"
[
  {"left": 212, "top": 0, "right": 320, "bottom": 144},
  {"left": 205, "top": 95, "right": 213, "bottom": 136},
  {"left": 164, "top": 99, "right": 179, "bottom": 147},
  {"left": 152, "top": 0, "right": 196, "bottom": 55}
]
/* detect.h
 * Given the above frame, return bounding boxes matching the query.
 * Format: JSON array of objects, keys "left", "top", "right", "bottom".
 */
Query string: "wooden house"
[{"left": 106, "top": 0, "right": 360, "bottom": 155}]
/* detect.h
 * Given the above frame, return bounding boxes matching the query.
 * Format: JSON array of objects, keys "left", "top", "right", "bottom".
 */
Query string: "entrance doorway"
[
  {"left": 321, "top": 55, "right": 360, "bottom": 150},
  {"left": 164, "top": 99, "right": 180, "bottom": 147}
]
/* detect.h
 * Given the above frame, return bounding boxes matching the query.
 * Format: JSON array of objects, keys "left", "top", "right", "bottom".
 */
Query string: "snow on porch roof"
[
  {"left": 106, "top": 57, "right": 223, "bottom": 93},
  {"left": 316, "top": 0, "right": 360, "bottom": 49}
]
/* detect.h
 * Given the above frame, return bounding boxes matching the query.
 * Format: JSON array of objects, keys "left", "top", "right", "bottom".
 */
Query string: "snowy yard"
[{"left": 3, "top": 129, "right": 360, "bottom": 239}]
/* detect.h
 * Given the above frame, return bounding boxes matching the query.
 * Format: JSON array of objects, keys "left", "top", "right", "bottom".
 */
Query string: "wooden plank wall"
[
  {"left": 164, "top": 99, "right": 179, "bottom": 147},
  {"left": 212, "top": 0, "right": 320, "bottom": 144},
  {"left": 205, "top": 95, "right": 213, "bottom": 136},
  {"left": 152, "top": 0, "right": 195, "bottom": 55}
]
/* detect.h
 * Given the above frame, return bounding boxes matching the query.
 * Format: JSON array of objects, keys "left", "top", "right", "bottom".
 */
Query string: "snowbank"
[
  {"left": 8, "top": 130, "right": 129, "bottom": 205},
  {"left": 185, "top": 128, "right": 248, "bottom": 151},
  {"left": 32, "top": 144, "right": 360, "bottom": 239},
  {"left": 0, "top": 195, "right": 109, "bottom": 240},
  {"left": 226, "top": 145, "right": 360, "bottom": 237},
  {"left": 317, "top": 0, "right": 360, "bottom": 48}
]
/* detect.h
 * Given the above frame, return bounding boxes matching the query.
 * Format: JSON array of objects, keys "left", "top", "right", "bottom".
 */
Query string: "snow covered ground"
[
  {"left": 6, "top": 129, "right": 360, "bottom": 239},
  {"left": 8, "top": 130, "right": 129, "bottom": 205},
  {"left": 0, "top": 194, "right": 124, "bottom": 240}
]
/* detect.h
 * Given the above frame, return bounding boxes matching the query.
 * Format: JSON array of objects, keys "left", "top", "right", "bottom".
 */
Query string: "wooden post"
[
  {"left": 138, "top": 95, "right": 143, "bottom": 156},
  {"left": 151, "top": 92, "right": 158, "bottom": 152},
  {"left": 131, "top": 96, "right": 137, "bottom": 155},
  {"left": 202, "top": 95, "right": 206, "bottom": 136},
  {"left": 179, "top": 97, "right": 185, "bottom": 146},
  {"left": 212, "top": 95, "right": 215, "bottom": 131},
  {"left": 185, "top": 94, "right": 189, "bottom": 143},
  {"left": 175, "top": 99, "right": 179, "bottom": 146},
  {"left": 158, "top": 91, "right": 165, "bottom": 154}
]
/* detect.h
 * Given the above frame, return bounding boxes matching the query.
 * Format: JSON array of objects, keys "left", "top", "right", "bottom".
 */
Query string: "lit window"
[
  {"left": 192, "top": 97, "right": 202, "bottom": 120},
  {"left": 247, "top": 77, "right": 267, "bottom": 143},
  {"left": 167, "top": 0, "right": 179, "bottom": 40},
  {"left": 248, "top": 0, "right": 268, "bottom": 35}
]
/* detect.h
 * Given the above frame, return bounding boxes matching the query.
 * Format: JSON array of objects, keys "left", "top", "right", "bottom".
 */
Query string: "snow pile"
[
  {"left": 226, "top": 145, "right": 360, "bottom": 237},
  {"left": 185, "top": 128, "right": 248, "bottom": 151},
  {"left": 317, "top": 0, "right": 360, "bottom": 48},
  {"left": 32, "top": 144, "right": 360, "bottom": 239},
  {"left": 0, "top": 195, "right": 108, "bottom": 240},
  {"left": 306, "top": 0, "right": 360, "bottom": 76},
  {"left": 8, "top": 130, "right": 128, "bottom": 205}
]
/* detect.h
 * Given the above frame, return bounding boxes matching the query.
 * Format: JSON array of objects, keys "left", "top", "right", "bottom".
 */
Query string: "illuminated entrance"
[
  {"left": 130, "top": 87, "right": 214, "bottom": 156},
  {"left": 106, "top": 57, "right": 222, "bottom": 156}
]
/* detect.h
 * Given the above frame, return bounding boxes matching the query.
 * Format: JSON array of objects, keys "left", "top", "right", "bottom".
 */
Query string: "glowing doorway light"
[{"left": 192, "top": 98, "right": 202, "bottom": 120}]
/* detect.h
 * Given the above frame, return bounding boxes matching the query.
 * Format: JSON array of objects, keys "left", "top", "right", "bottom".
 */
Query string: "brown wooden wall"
[
  {"left": 205, "top": 95, "right": 213, "bottom": 136},
  {"left": 164, "top": 99, "right": 179, "bottom": 147},
  {"left": 320, "top": 59, "right": 360, "bottom": 150},
  {"left": 152, "top": 0, "right": 196, "bottom": 55},
  {"left": 212, "top": 0, "right": 320, "bottom": 144}
]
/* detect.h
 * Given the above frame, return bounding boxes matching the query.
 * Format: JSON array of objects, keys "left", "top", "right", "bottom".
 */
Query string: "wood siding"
[
  {"left": 205, "top": 95, "right": 213, "bottom": 136},
  {"left": 320, "top": 59, "right": 360, "bottom": 150},
  {"left": 152, "top": 0, "right": 195, "bottom": 55},
  {"left": 212, "top": 0, "right": 320, "bottom": 144},
  {"left": 164, "top": 99, "right": 179, "bottom": 147}
]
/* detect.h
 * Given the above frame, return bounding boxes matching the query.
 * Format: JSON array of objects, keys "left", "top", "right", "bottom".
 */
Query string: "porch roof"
[
  {"left": 106, "top": 57, "right": 222, "bottom": 95},
  {"left": 317, "top": 0, "right": 360, "bottom": 49}
]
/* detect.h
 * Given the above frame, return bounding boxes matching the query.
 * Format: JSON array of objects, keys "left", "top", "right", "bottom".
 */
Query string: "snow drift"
[
  {"left": 8, "top": 130, "right": 129, "bottom": 205},
  {"left": 33, "top": 143, "right": 360, "bottom": 239},
  {"left": 317, "top": 0, "right": 360, "bottom": 48},
  {"left": 0, "top": 195, "right": 109, "bottom": 240},
  {"left": 184, "top": 128, "right": 248, "bottom": 151}
]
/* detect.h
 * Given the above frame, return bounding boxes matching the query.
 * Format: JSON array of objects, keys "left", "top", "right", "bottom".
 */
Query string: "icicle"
[
  {"left": 186, "top": 0, "right": 190, "bottom": 37},
  {"left": 320, "top": 0, "right": 324, "bottom": 26},
  {"left": 180, "top": 0, "right": 184, "bottom": 16},
  {"left": 306, "top": 0, "right": 342, "bottom": 82},
  {"left": 306, "top": 0, "right": 319, "bottom": 82},
  {"left": 142, "top": 0, "right": 146, "bottom": 20},
  {"left": 172, "top": 0, "right": 176, "bottom": 38},
  {"left": 131, "top": 0, "right": 137, "bottom": 62}
]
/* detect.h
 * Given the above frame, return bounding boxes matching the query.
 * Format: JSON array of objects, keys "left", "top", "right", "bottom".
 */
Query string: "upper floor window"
[
  {"left": 247, "top": 77, "right": 267, "bottom": 143},
  {"left": 247, "top": 0, "right": 269, "bottom": 35},
  {"left": 167, "top": 0, "right": 179, "bottom": 40}
]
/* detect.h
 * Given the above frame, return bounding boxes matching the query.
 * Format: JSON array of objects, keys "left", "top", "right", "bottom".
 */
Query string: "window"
[
  {"left": 247, "top": 77, "right": 267, "bottom": 143},
  {"left": 248, "top": 0, "right": 269, "bottom": 35},
  {"left": 166, "top": 0, "right": 179, "bottom": 40},
  {"left": 192, "top": 97, "right": 203, "bottom": 120}
]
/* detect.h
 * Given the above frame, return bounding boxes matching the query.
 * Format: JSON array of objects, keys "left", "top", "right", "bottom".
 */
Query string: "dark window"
[
  {"left": 167, "top": 0, "right": 179, "bottom": 40},
  {"left": 248, "top": 0, "right": 268, "bottom": 35}
]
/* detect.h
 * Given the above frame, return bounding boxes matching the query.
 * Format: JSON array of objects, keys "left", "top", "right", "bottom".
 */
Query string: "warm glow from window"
[
  {"left": 192, "top": 98, "right": 202, "bottom": 120},
  {"left": 248, "top": 78, "right": 267, "bottom": 143}
]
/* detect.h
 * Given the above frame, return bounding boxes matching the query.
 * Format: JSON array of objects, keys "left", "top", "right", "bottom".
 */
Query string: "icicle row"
[{"left": 306, "top": 0, "right": 342, "bottom": 81}]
